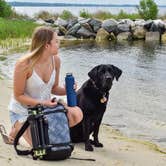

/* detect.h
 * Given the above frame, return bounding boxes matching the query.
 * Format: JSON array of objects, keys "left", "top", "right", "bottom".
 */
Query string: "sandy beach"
[{"left": 0, "top": 79, "right": 166, "bottom": 166}]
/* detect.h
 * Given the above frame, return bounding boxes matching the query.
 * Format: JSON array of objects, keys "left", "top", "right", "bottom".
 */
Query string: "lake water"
[
  {"left": 0, "top": 40, "right": 166, "bottom": 149},
  {"left": 12, "top": 6, "right": 166, "bottom": 17}
]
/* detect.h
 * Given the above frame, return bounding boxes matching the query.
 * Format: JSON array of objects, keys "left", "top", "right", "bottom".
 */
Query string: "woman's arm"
[
  {"left": 14, "top": 60, "right": 56, "bottom": 107},
  {"left": 51, "top": 55, "right": 66, "bottom": 96}
]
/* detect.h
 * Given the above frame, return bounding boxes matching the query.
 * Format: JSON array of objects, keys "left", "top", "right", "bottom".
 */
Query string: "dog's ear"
[
  {"left": 88, "top": 65, "right": 99, "bottom": 81},
  {"left": 109, "top": 65, "right": 122, "bottom": 81}
]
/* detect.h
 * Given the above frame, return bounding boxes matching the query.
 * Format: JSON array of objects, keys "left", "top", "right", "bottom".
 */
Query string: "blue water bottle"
[{"left": 65, "top": 73, "right": 77, "bottom": 107}]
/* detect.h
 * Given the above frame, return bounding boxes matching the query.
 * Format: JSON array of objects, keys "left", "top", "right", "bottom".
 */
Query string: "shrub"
[
  {"left": 92, "top": 11, "right": 114, "bottom": 20},
  {"left": 79, "top": 9, "right": 92, "bottom": 18},
  {"left": 59, "top": 10, "right": 74, "bottom": 20},
  {"left": 0, "top": 0, "right": 13, "bottom": 18},
  {"left": 137, "top": 0, "right": 158, "bottom": 20},
  {"left": 34, "top": 11, "right": 58, "bottom": 20},
  {"left": 116, "top": 10, "right": 141, "bottom": 20}
]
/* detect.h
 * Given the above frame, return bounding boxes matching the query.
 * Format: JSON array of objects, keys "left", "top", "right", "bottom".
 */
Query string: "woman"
[{"left": 3, "top": 26, "right": 83, "bottom": 146}]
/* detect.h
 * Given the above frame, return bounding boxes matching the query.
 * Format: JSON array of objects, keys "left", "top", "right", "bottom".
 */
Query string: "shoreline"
[{"left": 0, "top": 79, "right": 166, "bottom": 165}]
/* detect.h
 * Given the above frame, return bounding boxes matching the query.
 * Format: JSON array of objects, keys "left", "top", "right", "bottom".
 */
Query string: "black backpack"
[{"left": 14, "top": 103, "right": 74, "bottom": 160}]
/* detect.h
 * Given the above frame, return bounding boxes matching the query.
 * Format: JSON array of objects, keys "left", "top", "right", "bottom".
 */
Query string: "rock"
[
  {"left": 117, "top": 32, "right": 132, "bottom": 41},
  {"left": 118, "top": 19, "right": 135, "bottom": 27},
  {"left": 66, "top": 23, "right": 81, "bottom": 37},
  {"left": 145, "top": 32, "right": 160, "bottom": 41},
  {"left": 81, "top": 23, "right": 94, "bottom": 33},
  {"left": 134, "top": 19, "right": 146, "bottom": 26},
  {"left": 54, "top": 17, "right": 68, "bottom": 28},
  {"left": 58, "top": 25, "right": 67, "bottom": 36},
  {"left": 66, "top": 18, "right": 78, "bottom": 30},
  {"left": 77, "top": 27, "right": 96, "bottom": 38},
  {"left": 144, "top": 20, "right": 153, "bottom": 30},
  {"left": 161, "top": 33, "right": 166, "bottom": 42},
  {"left": 44, "top": 19, "right": 54, "bottom": 24},
  {"left": 78, "top": 18, "right": 91, "bottom": 24},
  {"left": 35, "top": 18, "right": 46, "bottom": 25},
  {"left": 117, "top": 23, "right": 130, "bottom": 33},
  {"left": 109, "top": 32, "right": 116, "bottom": 40},
  {"left": 133, "top": 26, "right": 147, "bottom": 39},
  {"left": 95, "top": 28, "right": 110, "bottom": 41},
  {"left": 89, "top": 19, "right": 102, "bottom": 33},
  {"left": 144, "top": 20, "right": 166, "bottom": 34},
  {"left": 102, "top": 19, "right": 118, "bottom": 33}
]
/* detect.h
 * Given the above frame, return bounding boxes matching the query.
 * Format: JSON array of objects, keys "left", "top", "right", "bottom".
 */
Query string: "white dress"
[{"left": 8, "top": 56, "right": 56, "bottom": 124}]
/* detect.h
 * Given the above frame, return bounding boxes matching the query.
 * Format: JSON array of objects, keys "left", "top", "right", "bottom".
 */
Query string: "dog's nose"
[{"left": 106, "top": 76, "right": 112, "bottom": 81}]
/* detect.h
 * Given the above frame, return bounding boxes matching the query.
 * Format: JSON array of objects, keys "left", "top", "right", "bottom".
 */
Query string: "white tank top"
[{"left": 9, "top": 56, "right": 56, "bottom": 115}]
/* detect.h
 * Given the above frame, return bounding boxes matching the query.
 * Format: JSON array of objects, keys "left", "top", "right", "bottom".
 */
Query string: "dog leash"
[{"left": 70, "top": 157, "right": 96, "bottom": 161}]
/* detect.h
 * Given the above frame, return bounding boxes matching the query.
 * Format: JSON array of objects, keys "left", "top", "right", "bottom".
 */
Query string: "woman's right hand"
[{"left": 41, "top": 99, "right": 57, "bottom": 107}]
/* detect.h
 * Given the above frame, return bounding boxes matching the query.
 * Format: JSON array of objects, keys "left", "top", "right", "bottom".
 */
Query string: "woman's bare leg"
[
  {"left": 9, "top": 121, "right": 32, "bottom": 146},
  {"left": 67, "top": 106, "right": 83, "bottom": 127}
]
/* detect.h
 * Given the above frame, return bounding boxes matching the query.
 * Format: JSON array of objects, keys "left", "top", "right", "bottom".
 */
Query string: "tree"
[
  {"left": 0, "top": 0, "right": 13, "bottom": 18},
  {"left": 137, "top": 0, "right": 158, "bottom": 20}
]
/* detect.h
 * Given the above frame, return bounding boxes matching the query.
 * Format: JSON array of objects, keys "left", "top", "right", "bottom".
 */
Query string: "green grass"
[
  {"left": 91, "top": 10, "right": 141, "bottom": 20},
  {"left": 0, "top": 17, "right": 38, "bottom": 40}
]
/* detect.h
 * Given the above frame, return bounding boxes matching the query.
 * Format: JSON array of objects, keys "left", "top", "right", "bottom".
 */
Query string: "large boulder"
[
  {"left": 133, "top": 26, "right": 147, "bottom": 39},
  {"left": 152, "top": 20, "right": 166, "bottom": 34},
  {"left": 78, "top": 18, "right": 91, "bottom": 24},
  {"left": 66, "top": 18, "right": 78, "bottom": 30},
  {"left": 58, "top": 25, "right": 67, "bottom": 36},
  {"left": 95, "top": 28, "right": 110, "bottom": 41},
  {"left": 161, "top": 33, "right": 166, "bottom": 42},
  {"left": 145, "top": 32, "right": 160, "bottom": 41},
  {"left": 144, "top": 20, "right": 153, "bottom": 30},
  {"left": 54, "top": 17, "right": 68, "bottom": 28},
  {"left": 77, "top": 27, "right": 96, "bottom": 38},
  {"left": 81, "top": 23, "right": 94, "bottom": 33},
  {"left": 118, "top": 19, "right": 135, "bottom": 27},
  {"left": 117, "top": 23, "right": 130, "bottom": 33},
  {"left": 35, "top": 18, "right": 47, "bottom": 25},
  {"left": 102, "top": 19, "right": 118, "bottom": 33},
  {"left": 89, "top": 18, "right": 102, "bottom": 33},
  {"left": 134, "top": 19, "right": 146, "bottom": 26},
  {"left": 44, "top": 18, "right": 54, "bottom": 24},
  {"left": 117, "top": 32, "right": 132, "bottom": 41},
  {"left": 66, "top": 23, "right": 81, "bottom": 37}
]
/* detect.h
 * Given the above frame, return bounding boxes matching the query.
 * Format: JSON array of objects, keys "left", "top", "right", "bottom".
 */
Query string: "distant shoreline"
[{"left": 8, "top": 2, "right": 166, "bottom": 8}]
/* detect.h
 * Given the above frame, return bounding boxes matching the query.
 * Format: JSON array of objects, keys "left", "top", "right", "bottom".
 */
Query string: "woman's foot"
[{"left": 0, "top": 124, "right": 14, "bottom": 145}]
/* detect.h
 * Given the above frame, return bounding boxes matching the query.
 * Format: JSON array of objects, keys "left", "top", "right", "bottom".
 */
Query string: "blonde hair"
[{"left": 20, "top": 26, "right": 55, "bottom": 72}]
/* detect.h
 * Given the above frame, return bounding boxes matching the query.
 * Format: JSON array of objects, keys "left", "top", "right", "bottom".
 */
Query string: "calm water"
[
  {"left": 0, "top": 41, "right": 166, "bottom": 149},
  {"left": 13, "top": 6, "right": 166, "bottom": 17}
]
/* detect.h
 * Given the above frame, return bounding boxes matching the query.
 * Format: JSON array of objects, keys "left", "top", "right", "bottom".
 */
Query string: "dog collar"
[{"left": 90, "top": 79, "right": 107, "bottom": 104}]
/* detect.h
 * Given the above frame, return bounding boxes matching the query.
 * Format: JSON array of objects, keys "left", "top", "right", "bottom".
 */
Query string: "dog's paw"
[
  {"left": 90, "top": 139, "right": 103, "bottom": 148},
  {"left": 94, "top": 142, "right": 103, "bottom": 148},
  {"left": 85, "top": 143, "right": 94, "bottom": 151}
]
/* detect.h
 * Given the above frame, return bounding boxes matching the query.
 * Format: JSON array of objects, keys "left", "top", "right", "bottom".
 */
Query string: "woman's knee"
[
  {"left": 74, "top": 106, "right": 83, "bottom": 123},
  {"left": 67, "top": 106, "right": 83, "bottom": 126}
]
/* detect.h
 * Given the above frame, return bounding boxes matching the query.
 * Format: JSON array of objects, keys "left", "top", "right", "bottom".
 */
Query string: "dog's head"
[{"left": 88, "top": 64, "right": 122, "bottom": 92}]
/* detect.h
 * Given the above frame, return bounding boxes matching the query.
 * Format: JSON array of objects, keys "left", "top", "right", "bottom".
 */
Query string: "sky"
[{"left": 5, "top": 0, "right": 166, "bottom": 5}]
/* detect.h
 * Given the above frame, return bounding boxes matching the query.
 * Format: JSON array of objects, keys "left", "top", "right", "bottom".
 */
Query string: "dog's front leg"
[
  {"left": 83, "top": 118, "right": 94, "bottom": 151},
  {"left": 92, "top": 119, "right": 103, "bottom": 147}
]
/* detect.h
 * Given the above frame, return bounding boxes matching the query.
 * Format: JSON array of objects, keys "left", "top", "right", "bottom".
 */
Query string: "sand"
[{"left": 0, "top": 79, "right": 166, "bottom": 166}]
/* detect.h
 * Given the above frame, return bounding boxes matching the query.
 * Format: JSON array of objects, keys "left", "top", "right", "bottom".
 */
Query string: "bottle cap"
[{"left": 66, "top": 73, "right": 72, "bottom": 76}]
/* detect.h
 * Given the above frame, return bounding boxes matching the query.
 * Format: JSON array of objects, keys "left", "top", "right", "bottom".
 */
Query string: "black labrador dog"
[{"left": 70, "top": 64, "right": 122, "bottom": 151}]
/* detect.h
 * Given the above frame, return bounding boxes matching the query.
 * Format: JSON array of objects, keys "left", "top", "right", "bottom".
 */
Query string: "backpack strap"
[{"left": 14, "top": 120, "right": 33, "bottom": 156}]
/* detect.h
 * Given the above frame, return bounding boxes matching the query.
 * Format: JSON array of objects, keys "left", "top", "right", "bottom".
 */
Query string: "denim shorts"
[{"left": 10, "top": 111, "right": 28, "bottom": 126}]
